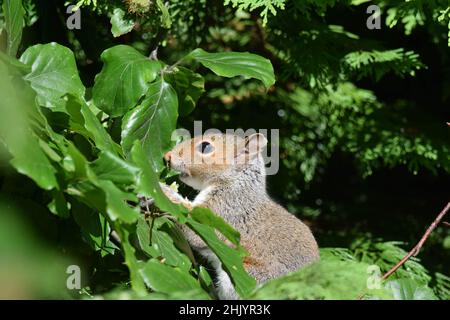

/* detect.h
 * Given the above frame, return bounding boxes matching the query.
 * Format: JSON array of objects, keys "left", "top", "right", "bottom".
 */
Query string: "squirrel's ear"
[{"left": 244, "top": 133, "right": 267, "bottom": 156}]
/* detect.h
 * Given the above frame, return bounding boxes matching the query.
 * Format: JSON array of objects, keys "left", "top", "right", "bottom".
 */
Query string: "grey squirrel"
[{"left": 159, "top": 132, "right": 319, "bottom": 299}]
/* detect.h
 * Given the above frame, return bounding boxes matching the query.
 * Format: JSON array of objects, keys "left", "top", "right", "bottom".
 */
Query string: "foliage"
[
  {"left": 0, "top": 0, "right": 448, "bottom": 300},
  {"left": 249, "top": 247, "right": 439, "bottom": 300},
  {"left": 0, "top": 0, "right": 275, "bottom": 298}
]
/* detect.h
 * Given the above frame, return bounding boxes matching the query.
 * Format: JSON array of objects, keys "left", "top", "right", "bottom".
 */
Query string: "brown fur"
[{"left": 160, "top": 133, "right": 320, "bottom": 298}]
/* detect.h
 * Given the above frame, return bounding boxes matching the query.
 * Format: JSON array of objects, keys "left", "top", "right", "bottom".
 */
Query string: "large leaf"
[
  {"left": 159, "top": 217, "right": 196, "bottom": 265},
  {"left": 8, "top": 133, "right": 58, "bottom": 190},
  {"left": 130, "top": 141, "right": 187, "bottom": 218},
  {"left": 71, "top": 200, "right": 117, "bottom": 256},
  {"left": 137, "top": 212, "right": 196, "bottom": 266},
  {"left": 250, "top": 250, "right": 393, "bottom": 300},
  {"left": 96, "top": 180, "right": 140, "bottom": 224},
  {"left": 64, "top": 96, "right": 121, "bottom": 154},
  {"left": 186, "top": 218, "right": 256, "bottom": 298},
  {"left": 110, "top": 8, "right": 134, "bottom": 37},
  {"left": 91, "top": 151, "right": 139, "bottom": 185},
  {"left": 92, "top": 45, "right": 160, "bottom": 117},
  {"left": 2, "top": 0, "right": 25, "bottom": 57},
  {"left": 153, "top": 219, "right": 192, "bottom": 271},
  {"left": 0, "top": 61, "right": 58, "bottom": 190},
  {"left": 188, "top": 48, "right": 275, "bottom": 89},
  {"left": 80, "top": 102, "right": 121, "bottom": 154},
  {"left": 122, "top": 80, "right": 178, "bottom": 173},
  {"left": 137, "top": 216, "right": 192, "bottom": 271},
  {"left": 136, "top": 216, "right": 161, "bottom": 257},
  {"left": 140, "top": 259, "right": 208, "bottom": 298},
  {"left": 120, "top": 227, "right": 147, "bottom": 295},
  {"left": 0, "top": 51, "right": 31, "bottom": 75},
  {"left": 385, "top": 279, "right": 437, "bottom": 300},
  {"left": 63, "top": 140, "right": 139, "bottom": 224},
  {"left": 20, "top": 43, "right": 85, "bottom": 109}
]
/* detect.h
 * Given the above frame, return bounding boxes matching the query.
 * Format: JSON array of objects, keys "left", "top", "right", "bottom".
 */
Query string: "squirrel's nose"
[{"left": 164, "top": 151, "right": 172, "bottom": 163}]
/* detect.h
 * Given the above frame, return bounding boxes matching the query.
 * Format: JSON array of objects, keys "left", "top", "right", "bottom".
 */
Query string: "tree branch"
[{"left": 381, "top": 201, "right": 450, "bottom": 281}]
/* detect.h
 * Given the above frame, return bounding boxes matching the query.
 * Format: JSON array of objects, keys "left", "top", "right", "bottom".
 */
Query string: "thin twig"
[
  {"left": 442, "top": 221, "right": 450, "bottom": 227},
  {"left": 381, "top": 201, "right": 450, "bottom": 281}
]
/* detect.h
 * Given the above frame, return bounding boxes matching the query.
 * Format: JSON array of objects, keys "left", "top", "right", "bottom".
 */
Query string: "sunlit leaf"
[
  {"left": 130, "top": 141, "right": 187, "bottom": 219},
  {"left": 140, "top": 259, "right": 208, "bottom": 297},
  {"left": 187, "top": 218, "right": 256, "bottom": 298},
  {"left": 92, "top": 45, "right": 160, "bottom": 117},
  {"left": 188, "top": 48, "right": 275, "bottom": 88},
  {"left": 385, "top": 279, "right": 437, "bottom": 300},
  {"left": 110, "top": 8, "right": 134, "bottom": 37},
  {"left": 2, "top": 0, "right": 25, "bottom": 57},
  {"left": 20, "top": 43, "right": 85, "bottom": 109},
  {"left": 122, "top": 80, "right": 178, "bottom": 173},
  {"left": 91, "top": 151, "right": 139, "bottom": 185}
]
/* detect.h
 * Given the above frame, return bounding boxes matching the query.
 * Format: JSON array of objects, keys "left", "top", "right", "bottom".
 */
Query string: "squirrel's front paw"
[{"left": 159, "top": 182, "right": 184, "bottom": 202}]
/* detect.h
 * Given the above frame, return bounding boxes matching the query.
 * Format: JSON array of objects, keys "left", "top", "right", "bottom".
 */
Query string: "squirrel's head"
[{"left": 164, "top": 133, "right": 267, "bottom": 190}]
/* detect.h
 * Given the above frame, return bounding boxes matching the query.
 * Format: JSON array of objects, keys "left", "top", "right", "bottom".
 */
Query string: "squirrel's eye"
[{"left": 198, "top": 141, "right": 214, "bottom": 154}]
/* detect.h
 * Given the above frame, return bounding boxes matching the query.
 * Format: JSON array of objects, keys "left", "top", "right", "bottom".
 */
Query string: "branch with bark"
[{"left": 381, "top": 201, "right": 450, "bottom": 281}]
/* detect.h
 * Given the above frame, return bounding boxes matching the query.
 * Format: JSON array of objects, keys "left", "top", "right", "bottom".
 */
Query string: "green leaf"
[
  {"left": 165, "top": 66, "right": 204, "bottom": 117},
  {"left": 64, "top": 141, "right": 91, "bottom": 179},
  {"left": 152, "top": 230, "right": 191, "bottom": 270},
  {"left": 64, "top": 141, "right": 139, "bottom": 224},
  {"left": 79, "top": 101, "right": 121, "bottom": 154},
  {"left": 190, "top": 207, "right": 241, "bottom": 246},
  {"left": 186, "top": 218, "right": 256, "bottom": 298},
  {"left": 0, "top": 51, "right": 30, "bottom": 75},
  {"left": 120, "top": 227, "right": 147, "bottom": 295},
  {"left": 67, "top": 181, "right": 106, "bottom": 211},
  {"left": 122, "top": 79, "right": 178, "bottom": 173},
  {"left": 18, "top": 144, "right": 58, "bottom": 188},
  {"left": 198, "top": 266, "right": 213, "bottom": 289},
  {"left": 110, "top": 8, "right": 135, "bottom": 37},
  {"left": 385, "top": 279, "right": 437, "bottom": 300},
  {"left": 2, "top": 0, "right": 25, "bottom": 57},
  {"left": 250, "top": 250, "right": 392, "bottom": 300},
  {"left": 130, "top": 141, "right": 187, "bottom": 218},
  {"left": 96, "top": 180, "right": 140, "bottom": 224},
  {"left": 187, "top": 48, "right": 275, "bottom": 89},
  {"left": 71, "top": 200, "right": 117, "bottom": 256},
  {"left": 156, "top": 0, "right": 171, "bottom": 28},
  {"left": 65, "top": 96, "right": 121, "bottom": 154},
  {"left": 140, "top": 259, "right": 207, "bottom": 297},
  {"left": 159, "top": 218, "right": 196, "bottom": 265},
  {"left": 136, "top": 216, "right": 161, "bottom": 257},
  {"left": 8, "top": 131, "right": 58, "bottom": 190},
  {"left": 92, "top": 45, "right": 160, "bottom": 117},
  {"left": 152, "top": 219, "right": 192, "bottom": 271},
  {"left": 91, "top": 151, "right": 139, "bottom": 185},
  {"left": 137, "top": 215, "right": 195, "bottom": 273},
  {"left": 0, "top": 61, "right": 58, "bottom": 190},
  {"left": 20, "top": 43, "right": 85, "bottom": 109},
  {"left": 48, "top": 190, "right": 70, "bottom": 218}
]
